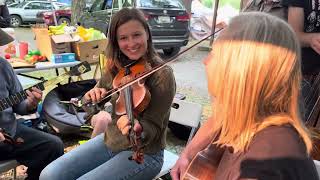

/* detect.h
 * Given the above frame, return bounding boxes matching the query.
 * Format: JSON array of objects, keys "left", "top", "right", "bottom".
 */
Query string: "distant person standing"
[
  {"left": 0, "top": 0, "right": 10, "bottom": 28},
  {"left": 283, "top": 0, "right": 320, "bottom": 121}
]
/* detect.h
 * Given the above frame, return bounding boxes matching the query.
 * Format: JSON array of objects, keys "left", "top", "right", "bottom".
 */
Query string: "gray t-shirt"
[{"left": 0, "top": 58, "right": 32, "bottom": 136}]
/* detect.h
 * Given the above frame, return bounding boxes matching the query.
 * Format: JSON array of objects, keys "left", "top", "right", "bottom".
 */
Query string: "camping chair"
[
  {"left": 153, "top": 98, "right": 202, "bottom": 179},
  {"left": 0, "top": 159, "right": 19, "bottom": 179}
]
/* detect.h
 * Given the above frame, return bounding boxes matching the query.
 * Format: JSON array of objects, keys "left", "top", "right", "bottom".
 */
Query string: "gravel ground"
[{"left": 1, "top": 39, "right": 213, "bottom": 179}]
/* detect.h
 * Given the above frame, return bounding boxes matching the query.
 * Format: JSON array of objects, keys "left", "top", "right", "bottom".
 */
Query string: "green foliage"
[
  {"left": 202, "top": 0, "right": 213, "bottom": 8},
  {"left": 201, "top": 0, "right": 240, "bottom": 10}
]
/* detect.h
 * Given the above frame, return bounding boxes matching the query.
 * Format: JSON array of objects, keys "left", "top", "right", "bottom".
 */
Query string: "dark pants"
[{"left": 0, "top": 123, "right": 64, "bottom": 180}]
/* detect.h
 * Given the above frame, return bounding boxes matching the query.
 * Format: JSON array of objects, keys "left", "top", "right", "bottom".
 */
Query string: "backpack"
[{"left": 242, "top": 0, "right": 288, "bottom": 21}]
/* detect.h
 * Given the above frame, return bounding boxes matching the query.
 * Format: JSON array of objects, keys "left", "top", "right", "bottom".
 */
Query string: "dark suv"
[{"left": 79, "top": 0, "right": 190, "bottom": 57}]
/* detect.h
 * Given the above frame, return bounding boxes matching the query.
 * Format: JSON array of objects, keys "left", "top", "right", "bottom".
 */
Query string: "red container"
[{"left": 19, "top": 42, "right": 28, "bottom": 60}]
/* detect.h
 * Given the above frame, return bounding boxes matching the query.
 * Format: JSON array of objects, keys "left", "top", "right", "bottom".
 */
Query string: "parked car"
[
  {"left": 8, "top": 1, "right": 67, "bottom": 27},
  {"left": 7, "top": 2, "right": 19, "bottom": 7},
  {"left": 79, "top": 0, "right": 190, "bottom": 58},
  {"left": 37, "top": 6, "right": 71, "bottom": 25},
  {"left": 5, "top": 0, "right": 16, "bottom": 5}
]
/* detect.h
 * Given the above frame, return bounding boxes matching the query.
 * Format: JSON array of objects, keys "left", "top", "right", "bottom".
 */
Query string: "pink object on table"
[{"left": 19, "top": 42, "right": 28, "bottom": 60}]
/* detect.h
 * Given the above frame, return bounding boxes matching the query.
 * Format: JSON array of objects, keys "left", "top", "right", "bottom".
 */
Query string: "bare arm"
[
  {"left": 171, "top": 117, "right": 217, "bottom": 180},
  {"left": 288, "top": 7, "right": 320, "bottom": 54},
  {"left": 181, "top": 117, "right": 216, "bottom": 158}
]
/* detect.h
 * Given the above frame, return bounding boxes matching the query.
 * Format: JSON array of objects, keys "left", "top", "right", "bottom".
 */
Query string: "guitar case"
[{"left": 42, "top": 79, "right": 96, "bottom": 135}]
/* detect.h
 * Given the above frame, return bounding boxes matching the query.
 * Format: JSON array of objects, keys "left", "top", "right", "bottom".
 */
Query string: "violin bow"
[{"left": 81, "top": 28, "right": 224, "bottom": 107}]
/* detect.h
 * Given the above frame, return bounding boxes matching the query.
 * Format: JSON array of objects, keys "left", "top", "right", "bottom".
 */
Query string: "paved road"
[
  {"left": 14, "top": 27, "right": 37, "bottom": 50},
  {"left": 13, "top": 27, "right": 210, "bottom": 97}
]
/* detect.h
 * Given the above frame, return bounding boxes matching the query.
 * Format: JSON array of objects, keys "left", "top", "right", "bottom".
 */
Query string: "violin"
[
  {"left": 113, "top": 60, "right": 151, "bottom": 116},
  {"left": 112, "top": 59, "right": 151, "bottom": 164}
]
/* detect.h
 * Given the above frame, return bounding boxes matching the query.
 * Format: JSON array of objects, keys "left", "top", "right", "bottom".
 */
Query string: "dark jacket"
[{"left": 0, "top": 5, "right": 10, "bottom": 28}]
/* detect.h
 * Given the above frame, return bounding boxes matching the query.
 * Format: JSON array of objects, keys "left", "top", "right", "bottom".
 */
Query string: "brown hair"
[{"left": 105, "top": 8, "right": 161, "bottom": 77}]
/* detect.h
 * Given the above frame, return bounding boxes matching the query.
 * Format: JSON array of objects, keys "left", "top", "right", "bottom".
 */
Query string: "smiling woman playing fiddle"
[{"left": 40, "top": 8, "right": 176, "bottom": 180}]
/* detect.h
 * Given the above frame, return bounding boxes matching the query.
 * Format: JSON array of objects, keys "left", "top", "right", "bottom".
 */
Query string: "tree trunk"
[
  {"left": 71, "top": 0, "right": 86, "bottom": 25},
  {"left": 240, "top": 0, "right": 250, "bottom": 10},
  {"left": 183, "top": 0, "right": 192, "bottom": 14}
]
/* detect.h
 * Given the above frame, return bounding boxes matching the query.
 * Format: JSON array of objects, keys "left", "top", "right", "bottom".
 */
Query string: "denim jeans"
[{"left": 40, "top": 134, "right": 164, "bottom": 180}]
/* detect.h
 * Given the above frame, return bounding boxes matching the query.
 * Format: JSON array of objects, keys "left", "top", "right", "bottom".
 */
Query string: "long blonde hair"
[{"left": 206, "top": 12, "right": 312, "bottom": 153}]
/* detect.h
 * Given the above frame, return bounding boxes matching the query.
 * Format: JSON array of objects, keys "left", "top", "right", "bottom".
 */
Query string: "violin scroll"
[{"left": 128, "top": 130, "right": 144, "bottom": 164}]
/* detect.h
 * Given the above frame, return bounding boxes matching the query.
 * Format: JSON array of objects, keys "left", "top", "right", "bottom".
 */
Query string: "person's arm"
[
  {"left": 0, "top": 132, "right": 5, "bottom": 142},
  {"left": 13, "top": 87, "right": 42, "bottom": 115},
  {"left": 137, "top": 67, "right": 176, "bottom": 146},
  {"left": 288, "top": 7, "right": 320, "bottom": 54},
  {"left": 171, "top": 116, "right": 218, "bottom": 180},
  {"left": 3, "top": 60, "right": 30, "bottom": 115},
  {"left": 181, "top": 117, "right": 216, "bottom": 158},
  {"left": 2, "top": 60, "right": 41, "bottom": 115}
]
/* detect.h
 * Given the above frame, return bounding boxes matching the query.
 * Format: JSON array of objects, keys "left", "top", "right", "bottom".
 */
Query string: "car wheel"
[
  {"left": 163, "top": 47, "right": 181, "bottom": 58},
  {"left": 10, "top": 15, "right": 21, "bottom": 28},
  {"left": 57, "top": 17, "right": 71, "bottom": 25}
]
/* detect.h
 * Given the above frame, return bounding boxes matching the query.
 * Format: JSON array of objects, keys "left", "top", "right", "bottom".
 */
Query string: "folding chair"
[
  {"left": 153, "top": 98, "right": 202, "bottom": 179},
  {"left": 0, "top": 159, "right": 19, "bottom": 179}
]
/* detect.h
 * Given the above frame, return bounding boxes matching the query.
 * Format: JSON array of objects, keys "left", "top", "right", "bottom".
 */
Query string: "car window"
[
  {"left": 16, "top": 1, "right": 27, "bottom": 8},
  {"left": 90, "top": 0, "right": 105, "bottom": 11},
  {"left": 113, "top": 0, "right": 118, "bottom": 8},
  {"left": 7, "top": 3, "right": 18, "bottom": 7},
  {"left": 25, "top": 2, "right": 41, "bottom": 9},
  {"left": 90, "top": 0, "right": 133, "bottom": 11},
  {"left": 113, "top": 0, "right": 133, "bottom": 9},
  {"left": 105, "top": 0, "right": 112, "bottom": 9},
  {"left": 54, "top": 3, "right": 68, "bottom": 9},
  {"left": 137, "top": 0, "right": 183, "bottom": 9},
  {"left": 40, "top": 2, "right": 53, "bottom": 10},
  {"left": 59, "top": 5, "right": 71, "bottom": 10}
]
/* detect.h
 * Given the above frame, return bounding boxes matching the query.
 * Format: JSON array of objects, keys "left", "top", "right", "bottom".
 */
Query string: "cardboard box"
[
  {"left": 72, "top": 39, "right": 108, "bottom": 64},
  {"left": 32, "top": 28, "right": 77, "bottom": 61}
]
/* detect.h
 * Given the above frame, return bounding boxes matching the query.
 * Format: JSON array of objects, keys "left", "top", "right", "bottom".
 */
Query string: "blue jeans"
[{"left": 40, "top": 134, "right": 163, "bottom": 180}]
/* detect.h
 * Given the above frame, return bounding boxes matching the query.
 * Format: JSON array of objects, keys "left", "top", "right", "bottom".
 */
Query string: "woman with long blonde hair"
[{"left": 171, "top": 12, "right": 319, "bottom": 180}]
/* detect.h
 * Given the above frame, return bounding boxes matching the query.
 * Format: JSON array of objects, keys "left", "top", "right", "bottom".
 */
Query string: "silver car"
[{"left": 9, "top": 1, "right": 66, "bottom": 27}]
